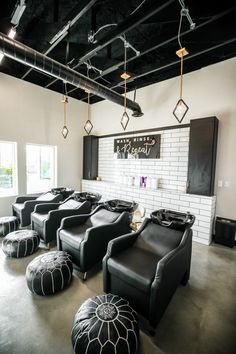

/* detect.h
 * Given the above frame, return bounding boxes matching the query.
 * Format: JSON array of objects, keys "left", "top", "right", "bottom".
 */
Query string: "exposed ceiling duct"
[{"left": 0, "top": 31, "right": 143, "bottom": 117}]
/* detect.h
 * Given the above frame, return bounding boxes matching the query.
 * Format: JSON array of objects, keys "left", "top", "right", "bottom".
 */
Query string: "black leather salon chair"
[
  {"left": 57, "top": 205, "right": 131, "bottom": 279},
  {"left": 103, "top": 210, "right": 195, "bottom": 328},
  {"left": 31, "top": 198, "right": 91, "bottom": 244},
  {"left": 12, "top": 191, "right": 63, "bottom": 227}
]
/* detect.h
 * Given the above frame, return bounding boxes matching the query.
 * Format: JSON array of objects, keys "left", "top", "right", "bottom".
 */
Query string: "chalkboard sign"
[{"left": 114, "top": 134, "right": 161, "bottom": 159}]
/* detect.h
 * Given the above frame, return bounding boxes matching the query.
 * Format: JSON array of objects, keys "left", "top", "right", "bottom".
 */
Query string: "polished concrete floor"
[{"left": 0, "top": 240, "right": 235, "bottom": 354}]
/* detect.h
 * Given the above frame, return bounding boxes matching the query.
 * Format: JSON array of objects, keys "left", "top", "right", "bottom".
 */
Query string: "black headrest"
[
  {"left": 73, "top": 192, "right": 102, "bottom": 203},
  {"left": 51, "top": 187, "right": 66, "bottom": 195},
  {"left": 51, "top": 188, "right": 74, "bottom": 198},
  {"left": 104, "top": 200, "right": 138, "bottom": 213},
  {"left": 150, "top": 209, "right": 195, "bottom": 231}
]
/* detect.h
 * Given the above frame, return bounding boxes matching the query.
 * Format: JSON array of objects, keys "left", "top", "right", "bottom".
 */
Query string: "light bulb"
[
  {"left": 61, "top": 126, "right": 69, "bottom": 139},
  {"left": 120, "top": 111, "right": 130, "bottom": 130},
  {"left": 173, "top": 99, "right": 189, "bottom": 123},
  {"left": 8, "top": 28, "right": 16, "bottom": 39},
  {"left": 84, "top": 120, "right": 93, "bottom": 135}
]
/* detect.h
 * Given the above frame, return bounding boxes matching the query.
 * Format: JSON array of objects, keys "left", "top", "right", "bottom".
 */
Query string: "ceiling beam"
[
  {"left": 76, "top": 0, "right": 175, "bottom": 64},
  {"left": 21, "top": 0, "right": 98, "bottom": 80},
  {"left": 67, "top": 6, "right": 236, "bottom": 96},
  {"left": 45, "top": 0, "right": 175, "bottom": 88},
  {"left": 79, "top": 36, "right": 236, "bottom": 102}
]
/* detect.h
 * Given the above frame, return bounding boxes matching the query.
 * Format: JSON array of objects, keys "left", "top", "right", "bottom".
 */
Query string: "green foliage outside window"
[{"left": 0, "top": 167, "right": 13, "bottom": 188}]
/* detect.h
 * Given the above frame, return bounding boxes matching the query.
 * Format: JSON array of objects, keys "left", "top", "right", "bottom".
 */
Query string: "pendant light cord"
[
  {"left": 180, "top": 55, "right": 183, "bottom": 99},
  {"left": 63, "top": 82, "right": 68, "bottom": 126},
  {"left": 124, "top": 77, "right": 127, "bottom": 113},
  {"left": 124, "top": 40, "right": 127, "bottom": 113},
  {"left": 64, "top": 100, "right": 67, "bottom": 125},
  {"left": 88, "top": 92, "right": 90, "bottom": 119},
  {"left": 178, "top": 9, "right": 184, "bottom": 100},
  {"left": 178, "top": 10, "right": 183, "bottom": 49}
]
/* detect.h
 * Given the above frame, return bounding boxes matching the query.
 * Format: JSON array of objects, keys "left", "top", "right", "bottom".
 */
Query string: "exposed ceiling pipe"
[{"left": 0, "top": 32, "right": 143, "bottom": 117}]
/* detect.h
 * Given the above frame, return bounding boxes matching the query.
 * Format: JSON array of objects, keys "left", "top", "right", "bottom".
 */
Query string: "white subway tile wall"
[
  {"left": 98, "top": 128, "right": 190, "bottom": 192},
  {"left": 82, "top": 127, "right": 216, "bottom": 245},
  {"left": 82, "top": 180, "right": 216, "bottom": 245}
]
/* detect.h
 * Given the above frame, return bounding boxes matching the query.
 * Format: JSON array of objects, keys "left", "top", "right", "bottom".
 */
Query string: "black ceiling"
[{"left": 0, "top": 0, "right": 236, "bottom": 104}]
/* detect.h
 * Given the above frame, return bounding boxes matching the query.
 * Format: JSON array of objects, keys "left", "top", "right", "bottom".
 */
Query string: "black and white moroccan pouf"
[
  {"left": 26, "top": 251, "right": 73, "bottom": 296},
  {"left": 2, "top": 230, "right": 40, "bottom": 258},
  {"left": 71, "top": 294, "right": 139, "bottom": 354},
  {"left": 0, "top": 216, "right": 19, "bottom": 237}
]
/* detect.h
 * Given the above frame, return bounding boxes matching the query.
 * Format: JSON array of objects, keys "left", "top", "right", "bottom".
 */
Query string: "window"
[
  {"left": 26, "top": 144, "right": 57, "bottom": 193},
  {"left": 0, "top": 141, "right": 18, "bottom": 197}
]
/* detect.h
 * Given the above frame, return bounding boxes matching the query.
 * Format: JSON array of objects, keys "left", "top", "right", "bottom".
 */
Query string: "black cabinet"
[
  {"left": 214, "top": 217, "right": 236, "bottom": 248},
  {"left": 187, "top": 117, "right": 218, "bottom": 196},
  {"left": 83, "top": 135, "right": 98, "bottom": 180}
]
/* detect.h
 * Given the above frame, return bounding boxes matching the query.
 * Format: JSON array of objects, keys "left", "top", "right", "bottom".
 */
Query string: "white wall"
[
  {"left": 90, "top": 58, "right": 236, "bottom": 219},
  {"left": 0, "top": 73, "right": 86, "bottom": 216}
]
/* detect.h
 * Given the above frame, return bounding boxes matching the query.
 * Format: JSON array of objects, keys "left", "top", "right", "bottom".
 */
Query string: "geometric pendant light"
[
  {"left": 61, "top": 82, "right": 69, "bottom": 138},
  {"left": 173, "top": 47, "right": 189, "bottom": 123},
  {"left": 84, "top": 91, "right": 93, "bottom": 135},
  {"left": 120, "top": 40, "right": 130, "bottom": 130},
  {"left": 173, "top": 4, "right": 193, "bottom": 124},
  {"left": 61, "top": 96, "right": 69, "bottom": 138}
]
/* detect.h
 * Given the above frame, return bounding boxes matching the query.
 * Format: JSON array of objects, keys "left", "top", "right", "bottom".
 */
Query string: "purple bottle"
[
  {"left": 140, "top": 176, "right": 147, "bottom": 187},
  {"left": 143, "top": 177, "right": 147, "bottom": 188}
]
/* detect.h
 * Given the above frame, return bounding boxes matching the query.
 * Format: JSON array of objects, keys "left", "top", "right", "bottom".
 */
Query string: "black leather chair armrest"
[
  {"left": 48, "top": 201, "right": 91, "bottom": 221},
  {"left": 154, "top": 228, "right": 192, "bottom": 282},
  {"left": 105, "top": 217, "right": 150, "bottom": 256},
  {"left": 149, "top": 229, "right": 192, "bottom": 326},
  {"left": 20, "top": 200, "right": 51, "bottom": 226},
  {"left": 24, "top": 199, "right": 53, "bottom": 210},
  {"left": 34, "top": 203, "right": 59, "bottom": 213},
  {"left": 84, "top": 212, "right": 131, "bottom": 244},
  {"left": 153, "top": 230, "right": 192, "bottom": 289},
  {"left": 80, "top": 212, "right": 131, "bottom": 272},
  {"left": 105, "top": 232, "right": 139, "bottom": 257},
  {"left": 59, "top": 214, "right": 89, "bottom": 229},
  {"left": 59, "top": 203, "right": 100, "bottom": 229},
  {"left": 103, "top": 218, "right": 150, "bottom": 292},
  {"left": 15, "top": 195, "right": 39, "bottom": 203}
]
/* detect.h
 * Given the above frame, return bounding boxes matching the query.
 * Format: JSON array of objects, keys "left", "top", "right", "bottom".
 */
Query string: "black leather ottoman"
[
  {"left": 2, "top": 230, "right": 40, "bottom": 258},
  {"left": 71, "top": 294, "right": 139, "bottom": 354},
  {"left": 0, "top": 216, "right": 19, "bottom": 237},
  {"left": 26, "top": 251, "right": 73, "bottom": 296}
]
